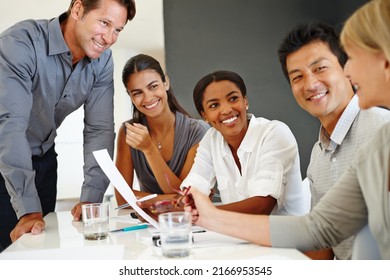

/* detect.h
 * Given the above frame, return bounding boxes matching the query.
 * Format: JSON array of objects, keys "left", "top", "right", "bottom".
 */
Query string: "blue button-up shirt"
[{"left": 0, "top": 13, "right": 115, "bottom": 218}]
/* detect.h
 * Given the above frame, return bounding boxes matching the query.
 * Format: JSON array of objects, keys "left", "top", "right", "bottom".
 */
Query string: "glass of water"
[
  {"left": 82, "top": 203, "right": 109, "bottom": 241},
  {"left": 158, "top": 212, "right": 192, "bottom": 258}
]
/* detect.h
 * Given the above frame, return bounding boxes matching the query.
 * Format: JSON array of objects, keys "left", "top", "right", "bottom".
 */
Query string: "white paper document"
[{"left": 93, "top": 149, "right": 160, "bottom": 229}]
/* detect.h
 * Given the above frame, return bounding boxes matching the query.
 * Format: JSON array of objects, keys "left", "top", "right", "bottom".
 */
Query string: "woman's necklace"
[{"left": 154, "top": 120, "right": 175, "bottom": 150}]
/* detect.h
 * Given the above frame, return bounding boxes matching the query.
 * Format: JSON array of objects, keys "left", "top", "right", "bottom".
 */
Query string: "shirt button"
[{"left": 331, "top": 157, "right": 336, "bottom": 162}]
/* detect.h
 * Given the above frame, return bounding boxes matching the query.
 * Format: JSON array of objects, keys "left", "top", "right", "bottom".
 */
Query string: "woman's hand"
[
  {"left": 184, "top": 188, "right": 215, "bottom": 225},
  {"left": 125, "top": 122, "right": 155, "bottom": 153}
]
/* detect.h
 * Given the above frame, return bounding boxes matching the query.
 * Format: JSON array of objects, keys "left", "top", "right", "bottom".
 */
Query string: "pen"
[
  {"left": 175, "top": 186, "right": 191, "bottom": 207},
  {"left": 115, "top": 194, "right": 157, "bottom": 210},
  {"left": 192, "top": 230, "right": 206, "bottom": 234},
  {"left": 115, "top": 203, "right": 130, "bottom": 210},
  {"left": 137, "top": 193, "right": 158, "bottom": 202},
  {"left": 110, "top": 223, "right": 148, "bottom": 232}
]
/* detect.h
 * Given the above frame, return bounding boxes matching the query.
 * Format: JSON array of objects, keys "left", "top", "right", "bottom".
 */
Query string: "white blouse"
[{"left": 181, "top": 114, "right": 307, "bottom": 215}]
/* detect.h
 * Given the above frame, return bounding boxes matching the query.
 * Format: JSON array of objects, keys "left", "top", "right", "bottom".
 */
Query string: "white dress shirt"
[{"left": 181, "top": 114, "right": 306, "bottom": 215}]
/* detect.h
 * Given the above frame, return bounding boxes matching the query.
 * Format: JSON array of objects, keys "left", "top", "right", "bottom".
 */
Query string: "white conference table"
[{"left": 0, "top": 209, "right": 309, "bottom": 260}]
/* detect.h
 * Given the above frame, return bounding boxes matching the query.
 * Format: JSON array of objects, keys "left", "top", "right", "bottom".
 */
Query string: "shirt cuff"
[{"left": 13, "top": 196, "right": 42, "bottom": 219}]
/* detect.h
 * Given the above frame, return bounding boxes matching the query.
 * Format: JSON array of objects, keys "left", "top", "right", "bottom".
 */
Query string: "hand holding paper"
[{"left": 93, "top": 149, "right": 160, "bottom": 229}]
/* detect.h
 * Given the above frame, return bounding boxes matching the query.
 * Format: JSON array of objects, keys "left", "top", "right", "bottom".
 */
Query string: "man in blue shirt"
[{"left": 0, "top": 0, "right": 136, "bottom": 252}]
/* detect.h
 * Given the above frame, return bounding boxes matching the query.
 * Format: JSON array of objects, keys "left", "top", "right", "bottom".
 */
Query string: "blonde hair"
[{"left": 340, "top": 0, "right": 390, "bottom": 61}]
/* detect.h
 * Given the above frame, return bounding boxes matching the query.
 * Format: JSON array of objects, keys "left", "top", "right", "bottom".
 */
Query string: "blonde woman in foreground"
[{"left": 184, "top": 0, "right": 390, "bottom": 259}]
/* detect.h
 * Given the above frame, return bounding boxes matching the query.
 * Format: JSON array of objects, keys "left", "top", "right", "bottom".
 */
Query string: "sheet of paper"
[
  {"left": 93, "top": 149, "right": 160, "bottom": 229},
  {"left": 147, "top": 225, "right": 249, "bottom": 248},
  {"left": 193, "top": 230, "right": 250, "bottom": 248}
]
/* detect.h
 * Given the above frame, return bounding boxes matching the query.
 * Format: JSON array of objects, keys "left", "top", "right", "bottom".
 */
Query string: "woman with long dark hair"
[{"left": 115, "top": 54, "right": 209, "bottom": 208}]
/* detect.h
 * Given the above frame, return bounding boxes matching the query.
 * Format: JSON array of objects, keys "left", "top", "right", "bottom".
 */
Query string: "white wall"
[{"left": 0, "top": 0, "right": 165, "bottom": 199}]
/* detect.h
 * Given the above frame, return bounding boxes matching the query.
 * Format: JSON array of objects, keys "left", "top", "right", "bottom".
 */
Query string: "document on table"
[
  {"left": 191, "top": 227, "right": 250, "bottom": 248},
  {"left": 148, "top": 225, "right": 249, "bottom": 248},
  {"left": 93, "top": 149, "right": 160, "bottom": 229}
]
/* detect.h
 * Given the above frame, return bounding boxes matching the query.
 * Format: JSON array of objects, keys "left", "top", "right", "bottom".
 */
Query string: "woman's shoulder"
[
  {"left": 248, "top": 116, "right": 296, "bottom": 144},
  {"left": 190, "top": 117, "right": 210, "bottom": 130},
  {"left": 178, "top": 112, "right": 210, "bottom": 131},
  {"left": 250, "top": 115, "right": 292, "bottom": 131},
  {"left": 358, "top": 122, "right": 390, "bottom": 156}
]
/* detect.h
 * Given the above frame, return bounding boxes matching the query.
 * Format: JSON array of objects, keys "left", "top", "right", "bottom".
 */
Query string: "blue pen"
[{"left": 110, "top": 223, "right": 148, "bottom": 232}]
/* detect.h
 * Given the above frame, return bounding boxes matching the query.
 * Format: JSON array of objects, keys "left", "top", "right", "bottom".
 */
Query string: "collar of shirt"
[
  {"left": 221, "top": 113, "right": 257, "bottom": 157},
  {"left": 48, "top": 13, "right": 71, "bottom": 56},
  {"left": 48, "top": 13, "right": 92, "bottom": 64},
  {"left": 319, "top": 94, "right": 360, "bottom": 151}
]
